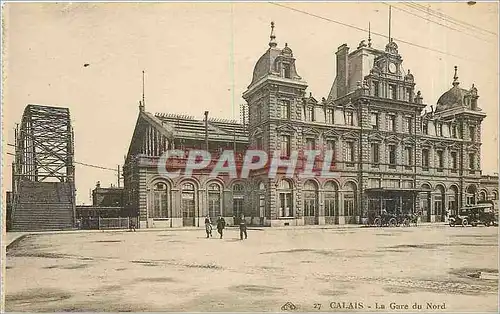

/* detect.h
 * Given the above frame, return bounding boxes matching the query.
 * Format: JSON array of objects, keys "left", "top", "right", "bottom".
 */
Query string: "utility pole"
[
  {"left": 204, "top": 111, "right": 209, "bottom": 151},
  {"left": 117, "top": 165, "right": 121, "bottom": 188}
]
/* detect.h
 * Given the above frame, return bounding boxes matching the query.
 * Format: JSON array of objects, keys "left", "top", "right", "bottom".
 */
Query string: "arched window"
[
  {"left": 343, "top": 182, "right": 357, "bottom": 217},
  {"left": 181, "top": 182, "right": 196, "bottom": 226},
  {"left": 324, "top": 181, "right": 339, "bottom": 218},
  {"left": 466, "top": 185, "right": 476, "bottom": 205},
  {"left": 150, "top": 182, "right": 169, "bottom": 218},
  {"left": 420, "top": 184, "right": 431, "bottom": 222},
  {"left": 479, "top": 190, "right": 487, "bottom": 201},
  {"left": 492, "top": 191, "right": 498, "bottom": 201},
  {"left": 303, "top": 181, "right": 318, "bottom": 219},
  {"left": 434, "top": 185, "right": 445, "bottom": 221},
  {"left": 278, "top": 179, "right": 293, "bottom": 217},
  {"left": 448, "top": 186, "right": 459, "bottom": 216},
  {"left": 208, "top": 183, "right": 222, "bottom": 220},
  {"left": 233, "top": 183, "right": 244, "bottom": 219}
]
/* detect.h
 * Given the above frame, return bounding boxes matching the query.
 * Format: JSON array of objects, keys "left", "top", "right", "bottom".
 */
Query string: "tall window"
[
  {"left": 343, "top": 182, "right": 357, "bottom": 217},
  {"left": 436, "top": 123, "right": 443, "bottom": 137},
  {"left": 257, "top": 104, "right": 262, "bottom": 123},
  {"left": 324, "top": 181, "right": 339, "bottom": 217},
  {"left": 469, "top": 153, "right": 475, "bottom": 170},
  {"left": 422, "top": 149, "right": 429, "bottom": 170},
  {"left": 256, "top": 137, "right": 263, "bottom": 150},
  {"left": 370, "top": 113, "right": 379, "bottom": 129},
  {"left": 326, "top": 139, "right": 336, "bottom": 161},
  {"left": 388, "top": 115, "right": 396, "bottom": 132},
  {"left": 151, "top": 182, "right": 169, "bottom": 218},
  {"left": 305, "top": 138, "right": 315, "bottom": 150},
  {"left": 370, "top": 143, "right": 380, "bottom": 165},
  {"left": 451, "top": 124, "right": 457, "bottom": 138},
  {"left": 451, "top": 152, "right": 458, "bottom": 172},
  {"left": 281, "top": 135, "right": 291, "bottom": 157},
  {"left": 422, "top": 121, "right": 428, "bottom": 135},
  {"left": 404, "top": 147, "right": 413, "bottom": 167},
  {"left": 305, "top": 106, "right": 314, "bottom": 122},
  {"left": 345, "top": 111, "right": 353, "bottom": 126},
  {"left": 232, "top": 183, "right": 244, "bottom": 220},
  {"left": 406, "top": 87, "right": 412, "bottom": 102},
  {"left": 283, "top": 63, "right": 291, "bottom": 78},
  {"left": 469, "top": 126, "right": 476, "bottom": 142},
  {"left": 280, "top": 100, "right": 290, "bottom": 119},
  {"left": 404, "top": 117, "right": 413, "bottom": 134},
  {"left": 326, "top": 108, "right": 334, "bottom": 124},
  {"left": 208, "top": 183, "right": 221, "bottom": 220},
  {"left": 181, "top": 183, "right": 196, "bottom": 225},
  {"left": 437, "top": 150, "right": 444, "bottom": 171},
  {"left": 388, "top": 145, "right": 396, "bottom": 168},
  {"left": 389, "top": 84, "right": 397, "bottom": 100},
  {"left": 373, "top": 81, "right": 380, "bottom": 97},
  {"left": 278, "top": 180, "right": 293, "bottom": 217},
  {"left": 303, "top": 181, "right": 318, "bottom": 217},
  {"left": 346, "top": 142, "right": 355, "bottom": 166}
]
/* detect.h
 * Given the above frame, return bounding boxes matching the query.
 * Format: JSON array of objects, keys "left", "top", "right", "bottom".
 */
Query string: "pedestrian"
[
  {"left": 204, "top": 215, "right": 212, "bottom": 238},
  {"left": 129, "top": 218, "right": 136, "bottom": 232},
  {"left": 239, "top": 215, "right": 247, "bottom": 240},
  {"left": 216, "top": 216, "right": 226, "bottom": 239}
]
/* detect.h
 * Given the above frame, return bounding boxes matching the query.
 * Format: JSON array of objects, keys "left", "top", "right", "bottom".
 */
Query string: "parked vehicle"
[{"left": 449, "top": 203, "right": 498, "bottom": 227}]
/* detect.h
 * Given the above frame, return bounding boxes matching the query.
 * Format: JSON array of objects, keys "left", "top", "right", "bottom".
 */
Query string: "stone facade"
[{"left": 122, "top": 24, "right": 498, "bottom": 228}]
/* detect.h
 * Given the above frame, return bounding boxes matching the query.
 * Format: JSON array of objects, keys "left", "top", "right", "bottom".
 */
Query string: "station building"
[{"left": 123, "top": 23, "right": 498, "bottom": 228}]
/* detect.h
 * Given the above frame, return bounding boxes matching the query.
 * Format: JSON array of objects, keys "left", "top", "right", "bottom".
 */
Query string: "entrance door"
[
  {"left": 233, "top": 197, "right": 243, "bottom": 223},
  {"left": 181, "top": 183, "right": 196, "bottom": 226},
  {"left": 303, "top": 181, "right": 318, "bottom": 225}
]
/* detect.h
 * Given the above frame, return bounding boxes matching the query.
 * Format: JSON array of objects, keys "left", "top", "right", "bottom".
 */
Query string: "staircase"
[{"left": 11, "top": 181, "right": 74, "bottom": 231}]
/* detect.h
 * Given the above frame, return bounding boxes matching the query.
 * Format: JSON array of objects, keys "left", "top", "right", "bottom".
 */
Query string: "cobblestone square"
[{"left": 5, "top": 225, "right": 498, "bottom": 312}]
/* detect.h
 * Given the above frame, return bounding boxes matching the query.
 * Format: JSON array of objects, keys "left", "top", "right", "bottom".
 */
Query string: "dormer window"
[
  {"left": 345, "top": 111, "right": 353, "bottom": 126},
  {"left": 422, "top": 121, "right": 428, "bottom": 135},
  {"left": 436, "top": 123, "right": 443, "bottom": 137},
  {"left": 373, "top": 81, "right": 380, "bottom": 97},
  {"left": 389, "top": 84, "right": 397, "bottom": 100},
  {"left": 326, "top": 108, "right": 334, "bottom": 124},
  {"left": 305, "top": 106, "right": 314, "bottom": 122},
  {"left": 283, "top": 63, "right": 291, "bottom": 79},
  {"left": 471, "top": 98, "right": 477, "bottom": 110},
  {"left": 406, "top": 88, "right": 412, "bottom": 102}
]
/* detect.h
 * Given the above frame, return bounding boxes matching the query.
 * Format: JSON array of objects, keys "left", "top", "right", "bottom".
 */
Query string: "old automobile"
[{"left": 449, "top": 203, "right": 497, "bottom": 227}]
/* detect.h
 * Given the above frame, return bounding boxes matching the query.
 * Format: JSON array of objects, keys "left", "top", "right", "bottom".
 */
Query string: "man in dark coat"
[
  {"left": 216, "top": 216, "right": 226, "bottom": 239},
  {"left": 239, "top": 215, "right": 248, "bottom": 240}
]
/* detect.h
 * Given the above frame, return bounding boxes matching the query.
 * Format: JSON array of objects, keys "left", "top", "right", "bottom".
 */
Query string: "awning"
[{"left": 365, "top": 188, "right": 433, "bottom": 193}]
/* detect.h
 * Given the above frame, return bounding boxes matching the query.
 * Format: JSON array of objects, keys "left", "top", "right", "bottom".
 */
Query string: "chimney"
[{"left": 336, "top": 44, "right": 349, "bottom": 97}]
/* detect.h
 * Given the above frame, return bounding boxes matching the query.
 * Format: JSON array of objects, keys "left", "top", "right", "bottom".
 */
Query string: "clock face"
[{"left": 389, "top": 63, "right": 397, "bottom": 74}]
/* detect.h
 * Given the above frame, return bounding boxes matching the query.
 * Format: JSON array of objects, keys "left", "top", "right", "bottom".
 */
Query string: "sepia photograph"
[{"left": 1, "top": 1, "right": 499, "bottom": 312}]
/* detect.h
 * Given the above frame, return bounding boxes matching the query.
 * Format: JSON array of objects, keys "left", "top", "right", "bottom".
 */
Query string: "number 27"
[{"left": 314, "top": 303, "right": 322, "bottom": 310}]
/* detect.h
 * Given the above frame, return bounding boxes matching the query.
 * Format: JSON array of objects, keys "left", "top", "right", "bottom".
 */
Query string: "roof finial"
[
  {"left": 452, "top": 65, "right": 459, "bottom": 86},
  {"left": 368, "top": 22, "right": 372, "bottom": 47},
  {"left": 269, "top": 21, "right": 277, "bottom": 48}
]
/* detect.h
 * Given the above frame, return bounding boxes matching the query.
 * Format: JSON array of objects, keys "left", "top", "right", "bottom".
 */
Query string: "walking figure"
[
  {"left": 239, "top": 215, "right": 248, "bottom": 240},
  {"left": 204, "top": 216, "right": 213, "bottom": 238},
  {"left": 129, "top": 218, "right": 136, "bottom": 232},
  {"left": 216, "top": 216, "right": 226, "bottom": 239}
]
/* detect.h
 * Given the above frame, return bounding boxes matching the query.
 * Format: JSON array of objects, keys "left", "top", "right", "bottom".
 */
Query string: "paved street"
[{"left": 5, "top": 225, "right": 498, "bottom": 312}]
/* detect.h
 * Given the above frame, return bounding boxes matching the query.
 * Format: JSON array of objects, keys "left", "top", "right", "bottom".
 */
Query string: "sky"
[{"left": 2, "top": 2, "right": 499, "bottom": 204}]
